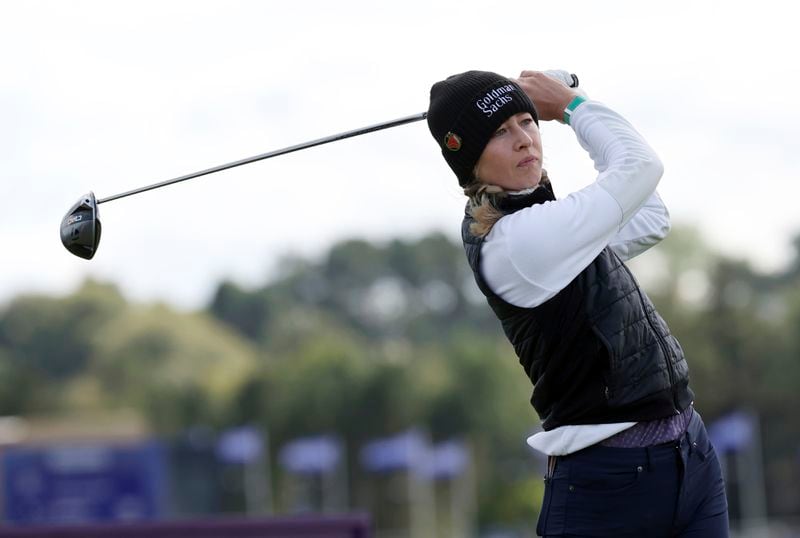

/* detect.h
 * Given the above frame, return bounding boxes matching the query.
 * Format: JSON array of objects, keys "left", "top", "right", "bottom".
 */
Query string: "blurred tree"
[
  {"left": 209, "top": 281, "right": 270, "bottom": 340},
  {"left": 0, "top": 280, "right": 126, "bottom": 380},
  {"left": 260, "top": 331, "right": 374, "bottom": 443},
  {"left": 0, "top": 280, "right": 127, "bottom": 414},
  {"left": 0, "top": 348, "right": 51, "bottom": 414},
  {"left": 87, "top": 304, "right": 258, "bottom": 432},
  {"left": 207, "top": 232, "right": 498, "bottom": 348}
]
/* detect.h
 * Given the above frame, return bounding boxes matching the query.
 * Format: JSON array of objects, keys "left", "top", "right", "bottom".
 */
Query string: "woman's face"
[{"left": 474, "top": 112, "right": 543, "bottom": 191}]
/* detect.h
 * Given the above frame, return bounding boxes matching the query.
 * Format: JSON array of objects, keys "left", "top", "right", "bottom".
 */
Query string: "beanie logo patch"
[{"left": 444, "top": 132, "right": 462, "bottom": 151}]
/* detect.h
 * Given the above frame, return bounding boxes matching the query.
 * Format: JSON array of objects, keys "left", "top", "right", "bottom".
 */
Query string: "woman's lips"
[{"left": 517, "top": 156, "right": 539, "bottom": 167}]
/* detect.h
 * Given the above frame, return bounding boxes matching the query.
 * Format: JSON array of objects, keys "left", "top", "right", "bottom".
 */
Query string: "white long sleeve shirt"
[{"left": 478, "top": 100, "right": 669, "bottom": 455}]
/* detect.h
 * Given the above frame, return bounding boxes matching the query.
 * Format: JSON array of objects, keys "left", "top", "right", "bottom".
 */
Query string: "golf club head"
[{"left": 60, "top": 192, "right": 101, "bottom": 259}]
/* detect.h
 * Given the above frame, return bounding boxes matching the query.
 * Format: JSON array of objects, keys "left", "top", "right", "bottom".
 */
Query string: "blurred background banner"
[
  {"left": 278, "top": 435, "right": 348, "bottom": 515},
  {"left": 709, "top": 410, "right": 756, "bottom": 454},
  {"left": 359, "top": 429, "right": 428, "bottom": 474},
  {"left": 709, "top": 410, "right": 769, "bottom": 531},
  {"left": 216, "top": 426, "right": 264, "bottom": 465},
  {"left": 424, "top": 440, "right": 469, "bottom": 480},
  {"left": 1, "top": 440, "right": 166, "bottom": 525},
  {"left": 279, "top": 435, "right": 342, "bottom": 475},
  {"left": 216, "top": 427, "right": 271, "bottom": 516}
]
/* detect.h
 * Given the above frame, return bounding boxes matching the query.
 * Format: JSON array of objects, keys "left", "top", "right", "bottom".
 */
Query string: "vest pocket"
[
  {"left": 593, "top": 322, "right": 673, "bottom": 407},
  {"left": 591, "top": 327, "right": 621, "bottom": 405}
]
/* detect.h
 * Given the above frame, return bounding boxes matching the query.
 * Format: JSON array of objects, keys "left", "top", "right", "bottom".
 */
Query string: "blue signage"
[{"left": 1, "top": 440, "right": 166, "bottom": 525}]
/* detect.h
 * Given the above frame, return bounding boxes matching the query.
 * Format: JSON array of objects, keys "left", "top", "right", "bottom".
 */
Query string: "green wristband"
[{"left": 563, "top": 95, "right": 587, "bottom": 125}]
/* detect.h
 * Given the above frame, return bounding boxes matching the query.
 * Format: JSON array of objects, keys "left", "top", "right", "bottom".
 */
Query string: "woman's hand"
[{"left": 516, "top": 70, "right": 578, "bottom": 122}]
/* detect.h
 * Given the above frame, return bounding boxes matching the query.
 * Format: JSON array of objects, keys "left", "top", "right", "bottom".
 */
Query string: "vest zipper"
[{"left": 619, "top": 262, "right": 680, "bottom": 413}]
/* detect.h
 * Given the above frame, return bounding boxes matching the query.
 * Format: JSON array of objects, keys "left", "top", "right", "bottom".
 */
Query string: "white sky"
[{"left": 2, "top": 0, "right": 799, "bottom": 310}]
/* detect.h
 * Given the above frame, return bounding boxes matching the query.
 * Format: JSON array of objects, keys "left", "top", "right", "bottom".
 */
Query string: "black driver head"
[{"left": 60, "top": 192, "right": 101, "bottom": 259}]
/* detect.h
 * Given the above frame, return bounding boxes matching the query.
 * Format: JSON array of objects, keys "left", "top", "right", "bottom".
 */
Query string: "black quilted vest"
[{"left": 462, "top": 186, "right": 694, "bottom": 430}]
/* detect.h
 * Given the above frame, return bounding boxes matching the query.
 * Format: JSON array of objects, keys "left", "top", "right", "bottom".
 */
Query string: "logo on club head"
[
  {"left": 66, "top": 215, "right": 83, "bottom": 225},
  {"left": 444, "top": 132, "right": 462, "bottom": 152}
]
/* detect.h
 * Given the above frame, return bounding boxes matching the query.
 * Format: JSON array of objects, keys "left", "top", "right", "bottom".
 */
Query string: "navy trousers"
[{"left": 536, "top": 411, "right": 729, "bottom": 537}]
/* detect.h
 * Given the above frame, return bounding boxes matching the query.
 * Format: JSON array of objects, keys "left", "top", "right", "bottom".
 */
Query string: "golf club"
[{"left": 60, "top": 72, "right": 579, "bottom": 260}]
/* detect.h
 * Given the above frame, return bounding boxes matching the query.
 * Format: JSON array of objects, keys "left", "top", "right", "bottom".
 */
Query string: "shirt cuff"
[{"left": 563, "top": 95, "right": 588, "bottom": 125}]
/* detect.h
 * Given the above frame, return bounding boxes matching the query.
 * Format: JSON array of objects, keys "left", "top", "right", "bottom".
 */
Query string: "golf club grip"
[
  {"left": 542, "top": 70, "right": 579, "bottom": 88},
  {"left": 569, "top": 73, "right": 579, "bottom": 87}
]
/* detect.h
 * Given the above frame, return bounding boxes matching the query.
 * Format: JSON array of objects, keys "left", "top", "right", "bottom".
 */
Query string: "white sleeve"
[
  {"left": 609, "top": 191, "right": 671, "bottom": 261},
  {"left": 480, "top": 100, "right": 664, "bottom": 308}
]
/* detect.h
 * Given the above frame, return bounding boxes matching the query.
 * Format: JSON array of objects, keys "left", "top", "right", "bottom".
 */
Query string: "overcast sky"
[{"left": 2, "top": 0, "right": 798, "bottom": 310}]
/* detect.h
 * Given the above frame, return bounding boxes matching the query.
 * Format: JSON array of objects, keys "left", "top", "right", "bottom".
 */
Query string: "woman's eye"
[
  {"left": 521, "top": 118, "right": 534, "bottom": 126},
  {"left": 493, "top": 128, "right": 506, "bottom": 137}
]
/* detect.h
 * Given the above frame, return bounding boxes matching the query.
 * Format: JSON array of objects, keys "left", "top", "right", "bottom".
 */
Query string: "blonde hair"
[{"left": 464, "top": 169, "right": 550, "bottom": 238}]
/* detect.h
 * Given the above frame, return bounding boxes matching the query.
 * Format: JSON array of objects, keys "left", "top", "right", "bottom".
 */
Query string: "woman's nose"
[{"left": 514, "top": 128, "right": 532, "bottom": 150}]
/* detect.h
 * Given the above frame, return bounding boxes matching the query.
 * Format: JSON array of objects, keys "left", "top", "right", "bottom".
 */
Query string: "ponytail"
[{"left": 464, "top": 169, "right": 550, "bottom": 238}]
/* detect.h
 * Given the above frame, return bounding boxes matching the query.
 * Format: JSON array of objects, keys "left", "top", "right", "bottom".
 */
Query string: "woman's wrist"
[{"left": 563, "top": 95, "right": 587, "bottom": 125}]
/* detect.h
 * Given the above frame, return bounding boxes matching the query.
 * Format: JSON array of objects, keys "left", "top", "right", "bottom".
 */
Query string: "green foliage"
[
  {"left": 260, "top": 331, "right": 376, "bottom": 442},
  {"left": 0, "top": 280, "right": 128, "bottom": 414},
  {"left": 422, "top": 336, "right": 533, "bottom": 447},
  {"left": 208, "top": 232, "right": 495, "bottom": 345},
  {"left": 0, "top": 280, "right": 257, "bottom": 431},
  {"left": 0, "top": 280, "right": 126, "bottom": 380},
  {"left": 88, "top": 305, "right": 258, "bottom": 432},
  {"left": 209, "top": 281, "right": 270, "bottom": 340},
  {"left": 0, "top": 348, "right": 51, "bottom": 414}
]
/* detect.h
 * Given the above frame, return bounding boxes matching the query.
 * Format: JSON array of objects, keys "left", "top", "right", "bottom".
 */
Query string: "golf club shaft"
[{"left": 97, "top": 112, "right": 428, "bottom": 205}]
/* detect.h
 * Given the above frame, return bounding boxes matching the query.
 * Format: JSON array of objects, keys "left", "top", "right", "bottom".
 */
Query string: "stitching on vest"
[
  {"left": 607, "top": 316, "right": 650, "bottom": 337},
  {"left": 587, "top": 287, "right": 639, "bottom": 320},
  {"left": 616, "top": 339, "right": 661, "bottom": 361}
]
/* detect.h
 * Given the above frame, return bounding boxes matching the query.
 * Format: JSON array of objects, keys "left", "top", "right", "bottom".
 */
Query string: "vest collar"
[{"left": 497, "top": 181, "right": 556, "bottom": 214}]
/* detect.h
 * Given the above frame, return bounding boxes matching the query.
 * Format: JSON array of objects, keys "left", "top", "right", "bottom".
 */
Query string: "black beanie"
[{"left": 427, "top": 70, "right": 538, "bottom": 187}]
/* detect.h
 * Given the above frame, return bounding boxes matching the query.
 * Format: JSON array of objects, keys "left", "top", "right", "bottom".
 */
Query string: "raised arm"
[{"left": 480, "top": 77, "right": 664, "bottom": 308}]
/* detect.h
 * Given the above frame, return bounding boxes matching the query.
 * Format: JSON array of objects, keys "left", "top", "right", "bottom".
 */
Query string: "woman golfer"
[{"left": 426, "top": 70, "right": 729, "bottom": 537}]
